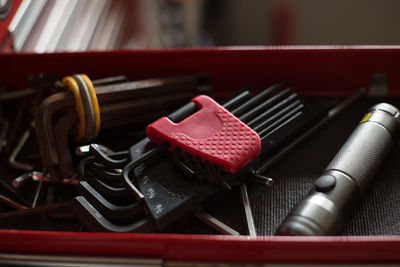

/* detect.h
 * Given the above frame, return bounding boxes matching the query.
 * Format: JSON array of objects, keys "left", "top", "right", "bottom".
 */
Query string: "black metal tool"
[
  {"left": 276, "top": 103, "right": 400, "bottom": 236},
  {"left": 74, "top": 83, "right": 333, "bottom": 233},
  {"left": 77, "top": 181, "right": 144, "bottom": 224}
]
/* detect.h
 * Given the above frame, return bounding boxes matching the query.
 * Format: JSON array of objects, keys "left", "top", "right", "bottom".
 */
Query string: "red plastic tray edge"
[
  {"left": 2, "top": 46, "right": 400, "bottom": 96},
  {"left": 0, "top": 230, "right": 399, "bottom": 263}
]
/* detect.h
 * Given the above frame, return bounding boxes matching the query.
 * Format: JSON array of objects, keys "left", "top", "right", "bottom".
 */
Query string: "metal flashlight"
[{"left": 276, "top": 103, "right": 400, "bottom": 235}]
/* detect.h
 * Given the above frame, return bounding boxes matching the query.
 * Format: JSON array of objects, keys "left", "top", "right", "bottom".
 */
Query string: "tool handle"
[
  {"left": 276, "top": 103, "right": 400, "bottom": 235},
  {"left": 146, "top": 95, "right": 261, "bottom": 173}
]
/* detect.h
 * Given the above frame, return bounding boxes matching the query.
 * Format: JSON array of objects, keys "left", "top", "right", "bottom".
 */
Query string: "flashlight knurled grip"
[{"left": 276, "top": 103, "right": 400, "bottom": 236}]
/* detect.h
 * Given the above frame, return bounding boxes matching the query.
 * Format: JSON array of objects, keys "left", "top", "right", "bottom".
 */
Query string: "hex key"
[
  {"left": 34, "top": 91, "right": 75, "bottom": 179},
  {"left": 121, "top": 142, "right": 169, "bottom": 200},
  {"left": 54, "top": 112, "right": 78, "bottom": 178},
  {"left": 88, "top": 162, "right": 122, "bottom": 183},
  {"left": 84, "top": 173, "right": 133, "bottom": 204},
  {"left": 258, "top": 103, "right": 303, "bottom": 138},
  {"left": 89, "top": 144, "right": 128, "bottom": 169},
  {"left": 78, "top": 150, "right": 130, "bottom": 179},
  {"left": 231, "top": 82, "right": 284, "bottom": 116},
  {"left": 8, "top": 126, "right": 33, "bottom": 171},
  {"left": 261, "top": 111, "right": 303, "bottom": 141},
  {"left": 247, "top": 93, "right": 298, "bottom": 128},
  {"left": 251, "top": 100, "right": 303, "bottom": 133},
  {"left": 77, "top": 181, "right": 143, "bottom": 224},
  {"left": 227, "top": 85, "right": 301, "bottom": 235},
  {"left": 222, "top": 90, "right": 251, "bottom": 110},
  {"left": 78, "top": 156, "right": 96, "bottom": 179},
  {"left": 74, "top": 196, "right": 155, "bottom": 232},
  {"left": 239, "top": 87, "right": 292, "bottom": 123}
]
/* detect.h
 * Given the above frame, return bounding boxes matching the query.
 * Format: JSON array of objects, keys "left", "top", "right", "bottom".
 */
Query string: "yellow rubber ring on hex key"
[
  {"left": 80, "top": 74, "right": 101, "bottom": 138},
  {"left": 62, "top": 76, "right": 86, "bottom": 142}
]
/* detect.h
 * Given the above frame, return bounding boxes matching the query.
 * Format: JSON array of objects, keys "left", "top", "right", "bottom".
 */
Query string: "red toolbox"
[{"left": 0, "top": 47, "right": 400, "bottom": 264}]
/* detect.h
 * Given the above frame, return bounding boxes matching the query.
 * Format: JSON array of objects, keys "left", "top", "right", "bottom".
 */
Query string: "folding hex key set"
[
  {"left": 69, "top": 84, "right": 338, "bottom": 235},
  {"left": 0, "top": 73, "right": 366, "bottom": 235}
]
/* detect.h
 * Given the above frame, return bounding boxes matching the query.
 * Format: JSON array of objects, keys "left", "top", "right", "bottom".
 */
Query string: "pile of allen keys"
[
  {"left": 0, "top": 75, "right": 337, "bottom": 235},
  {"left": 34, "top": 74, "right": 209, "bottom": 180},
  {"left": 73, "top": 82, "right": 330, "bottom": 234},
  {"left": 0, "top": 73, "right": 208, "bottom": 213}
]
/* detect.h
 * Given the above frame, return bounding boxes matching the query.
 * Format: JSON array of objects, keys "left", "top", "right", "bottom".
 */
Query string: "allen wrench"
[
  {"left": 88, "top": 163, "right": 122, "bottom": 183},
  {"left": 240, "top": 183, "right": 256, "bottom": 237},
  {"left": 0, "top": 194, "right": 27, "bottom": 210},
  {"left": 54, "top": 112, "right": 78, "bottom": 178},
  {"left": 257, "top": 89, "right": 365, "bottom": 173},
  {"left": 76, "top": 144, "right": 115, "bottom": 157},
  {"left": 32, "top": 169, "right": 47, "bottom": 208},
  {"left": 0, "top": 119, "right": 9, "bottom": 154},
  {"left": 8, "top": 122, "right": 34, "bottom": 171},
  {"left": 194, "top": 210, "right": 240, "bottom": 236},
  {"left": 0, "top": 179, "right": 31, "bottom": 207},
  {"left": 35, "top": 91, "right": 75, "bottom": 180},
  {"left": 77, "top": 181, "right": 144, "bottom": 224},
  {"left": 12, "top": 172, "right": 79, "bottom": 190},
  {"left": 74, "top": 196, "right": 155, "bottom": 233},
  {"left": 83, "top": 173, "right": 132, "bottom": 204}
]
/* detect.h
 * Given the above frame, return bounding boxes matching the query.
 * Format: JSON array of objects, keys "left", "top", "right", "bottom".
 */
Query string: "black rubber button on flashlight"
[{"left": 315, "top": 175, "right": 336, "bottom": 192}]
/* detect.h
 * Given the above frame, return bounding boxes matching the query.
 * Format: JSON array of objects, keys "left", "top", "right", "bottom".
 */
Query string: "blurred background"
[{"left": 1, "top": 0, "right": 400, "bottom": 52}]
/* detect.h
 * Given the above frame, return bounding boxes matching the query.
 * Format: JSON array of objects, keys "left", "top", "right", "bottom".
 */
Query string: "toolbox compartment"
[{"left": 0, "top": 47, "right": 400, "bottom": 263}]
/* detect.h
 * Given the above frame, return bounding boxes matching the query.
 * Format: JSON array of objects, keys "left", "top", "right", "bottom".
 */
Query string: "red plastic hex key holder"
[{"left": 146, "top": 95, "right": 261, "bottom": 173}]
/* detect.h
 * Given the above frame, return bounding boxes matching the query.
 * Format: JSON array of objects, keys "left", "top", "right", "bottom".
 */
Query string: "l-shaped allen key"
[{"left": 75, "top": 83, "right": 335, "bottom": 234}]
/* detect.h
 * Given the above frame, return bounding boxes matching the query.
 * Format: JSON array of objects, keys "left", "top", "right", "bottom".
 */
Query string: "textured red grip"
[{"left": 146, "top": 95, "right": 261, "bottom": 173}]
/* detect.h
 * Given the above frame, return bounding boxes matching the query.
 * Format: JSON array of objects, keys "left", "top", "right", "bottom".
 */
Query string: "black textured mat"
[
  {"left": 196, "top": 96, "right": 400, "bottom": 236},
  {"left": 1, "top": 95, "right": 400, "bottom": 236}
]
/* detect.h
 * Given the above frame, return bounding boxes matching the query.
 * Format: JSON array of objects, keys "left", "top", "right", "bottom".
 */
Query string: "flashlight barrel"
[{"left": 276, "top": 103, "right": 400, "bottom": 236}]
